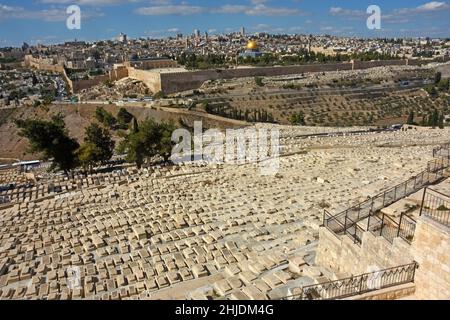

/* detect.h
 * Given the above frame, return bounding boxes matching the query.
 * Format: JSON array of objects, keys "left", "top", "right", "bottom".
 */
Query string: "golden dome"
[{"left": 246, "top": 40, "right": 259, "bottom": 50}]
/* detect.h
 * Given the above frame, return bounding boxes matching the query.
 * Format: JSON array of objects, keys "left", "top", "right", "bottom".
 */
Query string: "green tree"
[
  {"left": 84, "top": 123, "right": 115, "bottom": 164},
  {"left": 15, "top": 114, "right": 79, "bottom": 172},
  {"left": 431, "top": 109, "right": 440, "bottom": 127},
  {"left": 421, "top": 114, "right": 428, "bottom": 126},
  {"left": 119, "top": 119, "right": 177, "bottom": 168},
  {"left": 153, "top": 91, "right": 164, "bottom": 99},
  {"left": 254, "top": 77, "right": 264, "bottom": 87},
  {"left": 76, "top": 143, "right": 101, "bottom": 171},
  {"left": 437, "top": 78, "right": 449, "bottom": 92},
  {"left": 407, "top": 111, "right": 415, "bottom": 125},
  {"left": 438, "top": 113, "right": 445, "bottom": 129},
  {"left": 435, "top": 71, "right": 442, "bottom": 84},
  {"left": 117, "top": 108, "right": 134, "bottom": 129},
  {"left": 95, "top": 107, "right": 117, "bottom": 128},
  {"left": 290, "top": 111, "right": 306, "bottom": 125},
  {"left": 117, "top": 108, "right": 134, "bottom": 124},
  {"left": 424, "top": 84, "right": 438, "bottom": 96},
  {"left": 131, "top": 117, "right": 139, "bottom": 133}
]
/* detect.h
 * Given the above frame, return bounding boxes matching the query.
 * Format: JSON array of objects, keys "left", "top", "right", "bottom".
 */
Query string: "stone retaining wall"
[
  {"left": 344, "top": 283, "right": 415, "bottom": 300},
  {"left": 315, "top": 227, "right": 414, "bottom": 276},
  {"left": 410, "top": 216, "right": 450, "bottom": 299},
  {"left": 316, "top": 214, "right": 450, "bottom": 300}
]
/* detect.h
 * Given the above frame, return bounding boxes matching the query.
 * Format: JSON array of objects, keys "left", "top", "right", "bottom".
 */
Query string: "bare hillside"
[{"left": 0, "top": 104, "right": 246, "bottom": 161}]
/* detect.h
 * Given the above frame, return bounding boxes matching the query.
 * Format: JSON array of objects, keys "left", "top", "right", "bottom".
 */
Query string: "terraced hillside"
[{"left": 196, "top": 66, "right": 449, "bottom": 127}]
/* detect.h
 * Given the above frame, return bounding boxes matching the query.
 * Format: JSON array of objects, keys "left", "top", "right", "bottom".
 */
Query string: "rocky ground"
[{"left": 78, "top": 78, "right": 150, "bottom": 101}]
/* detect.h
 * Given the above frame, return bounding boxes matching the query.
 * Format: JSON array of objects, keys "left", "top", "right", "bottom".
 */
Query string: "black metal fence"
[
  {"left": 433, "top": 142, "right": 450, "bottom": 159},
  {"left": 282, "top": 262, "right": 417, "bottom": 300},
  {"left": 368, "top": 213, "right": 416, "bottom": 244},
  {"left": 323, "top": 141, "right": 450, "bottom": 244},
  {"left": 420, "top": 188, "right": 450, "bottom": 227}
]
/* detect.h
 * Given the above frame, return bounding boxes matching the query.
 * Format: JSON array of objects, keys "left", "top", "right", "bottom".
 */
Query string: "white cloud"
[
  {"left": 0, "top": 3, "right": 103, "bottom": 22},
  {"left": 330, "top": 1, "right": 450, "bottom": 24},
  {"left": 135, "top": 5, "right": 205, "bottom": 15},
  {"left": 329, "top": 7, "right": 366, "bottom": 18},
  {"left": 213, "top": 5, "right": 249, "bottom": 14},
  {"left": 136, "top": 1, "right": 304, "bottom": 16},
  {"left": 38, "top": 0, "right": 140, "bottom": 6},
  {"left": 246, "top": 4, "right": 302, "bottom": 16},
  {"left": 416, "top": 1, "right": 448, "bottom": 11}
]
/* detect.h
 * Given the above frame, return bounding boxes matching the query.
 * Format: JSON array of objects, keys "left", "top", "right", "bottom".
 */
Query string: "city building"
[
  {"left": 240, "top": 40, "right": 263, "bottom": 58},
  {"left": 117, "top": 33, "right": 127, "bottom": 43}
]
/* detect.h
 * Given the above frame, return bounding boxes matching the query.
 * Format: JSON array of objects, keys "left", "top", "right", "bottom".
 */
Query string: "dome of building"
[{"left": 246, "top": 40, "right": 259, "bottom": 50}]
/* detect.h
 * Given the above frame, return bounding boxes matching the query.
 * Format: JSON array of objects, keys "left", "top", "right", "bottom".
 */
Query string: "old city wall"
[
  {"left": 24, "top": 55, "right": 65, "bottom": 73},
  {"left": 353, "top": 59, "right": 407, "bottom": 69},
  {"left": 24, "top": 55, "right": 76, "bottom": 93},
  {"left": 110, "top": 66, "right": 129, "bottom": 81},
  {"left": 158, "top": 59, "right": 426, "bottom": 94},
  {"left": 127, "top": 67, "right": 161, "bottom": 93},
  {"left": 24, "top": 55, "right": 450, "bottom": 95},
  {"left": 315, "top": 227, "right": 414, "bottom": 276},
  {"left": 159, "top": 63, "right": 354, "bottom": 94},
  {"left": 410, "top": 216, "right": 450, "bottom": 299},
  {"left": 71, "top": 75, "right": 110, "bottom": 93},
  {"left": 24, "top": 56, "right": 131, "bottom": 93},
  {"left": 71, "top": 66, "right": 129, "bottom": 93}
]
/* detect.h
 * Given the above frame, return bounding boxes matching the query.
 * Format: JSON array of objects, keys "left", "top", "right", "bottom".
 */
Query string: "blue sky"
[{"left": 1, "top": 0, "right": 450, "bottom": 47}]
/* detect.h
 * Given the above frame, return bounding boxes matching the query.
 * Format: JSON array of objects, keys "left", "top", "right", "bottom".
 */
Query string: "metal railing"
[
  {"left": 397, "top": 214, "right": 417, "bottom": 243},
  {"left": 368, "top": 212, "right": 416, "bottom": 244},
  {"left": 433, "top": 142, "right": 450, "bottom": 159},
  {"left": 323, "top": 141, "right": 450, "bottom": 244},
  {"left": 282, "top": 262, "right": 417, "bottom": 300},
  {"left": 344, "top": 216, "right": 365, "bottom": 245},
  {"left": 420, "top": 188, "right": 450, "bottom": 227}
]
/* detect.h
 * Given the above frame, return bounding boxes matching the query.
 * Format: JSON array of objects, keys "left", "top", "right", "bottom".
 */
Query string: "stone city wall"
[
  {"left": 159, "top": 62, "right": 354, "bottom": 94},
  {"left": 71, "top": 66, "right": 129, "bottom": 93},
  {"left": 127, "top": 67, "right": 161, "bottom": 93},
  {"left": 315, "top": 227, "right": 414, "bottom": 276},
  {"left": 157, "top": 59, "right": 428, "bottom": 94},
  {"left": 24, "top": 55, "right": 65, "bottom": 73},
  {"left": 410, "top": 216, "right": 450, "bottom": 300},
  {"left": 124, "top": 59, "right": 178, "bottom": 70},
  {"left": 353, "top": 59, "right": 407, "bottom": 70},
  {"left": 24, "top": 55, "right": 448, "bottom": 95}
]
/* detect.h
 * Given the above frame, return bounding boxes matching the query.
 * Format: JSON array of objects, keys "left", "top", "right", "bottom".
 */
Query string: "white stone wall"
[
  {"left": 411, "top": 216, "right": 450, "bottom": 300},
  {"left": 315, "top": 227, "right": 414, "bottom": 276}
]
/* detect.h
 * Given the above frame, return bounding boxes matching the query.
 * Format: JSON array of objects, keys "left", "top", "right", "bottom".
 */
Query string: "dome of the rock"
[{"left": 246, "top": 40, "right": 259, "bottom": 50}]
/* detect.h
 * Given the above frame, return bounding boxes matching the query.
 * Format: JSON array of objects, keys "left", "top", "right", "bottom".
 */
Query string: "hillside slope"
[{"left": 0, "top": 104, "right": 247, "bottom": 161}]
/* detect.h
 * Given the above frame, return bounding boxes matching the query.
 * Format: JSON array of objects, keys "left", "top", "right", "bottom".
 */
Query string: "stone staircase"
[{"left": 323, "top": 141, "right": 450, "bottom": 245}]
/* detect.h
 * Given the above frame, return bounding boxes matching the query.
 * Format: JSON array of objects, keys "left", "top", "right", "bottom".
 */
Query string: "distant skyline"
[{"left": 1, "top": 0, "right": 450, "bottom": 47}]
